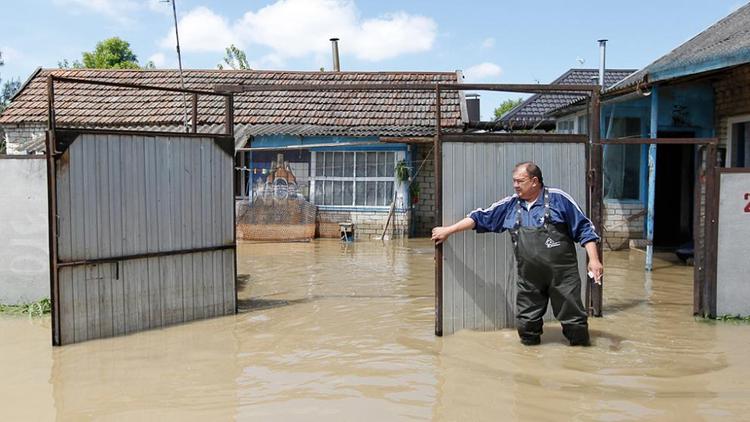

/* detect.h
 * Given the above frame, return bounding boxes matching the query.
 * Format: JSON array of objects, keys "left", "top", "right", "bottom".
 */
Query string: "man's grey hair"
[{"left": 514, "top": 161, "right": 544, "bottom": 184}]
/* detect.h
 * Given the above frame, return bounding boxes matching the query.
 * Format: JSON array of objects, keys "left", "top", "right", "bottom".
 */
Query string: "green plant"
[
  {"left": 696, "top": 314, "right": 750, "bottom": 324},
  {"left": 394, "top": 160, "right": 411, "bottom": 185},
  {"left": 409, "top": 180, "right": 420, "bottom": 204},
  {"left": 0, "top": 298, "right": 51, "bottom": 317},
  {"left": 716, "top": 314, "right": 750, "bottom": 322}
]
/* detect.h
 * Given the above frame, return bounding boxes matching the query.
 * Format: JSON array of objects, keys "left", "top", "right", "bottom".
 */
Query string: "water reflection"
[{"left": 0, "top": 240, "right": 749, "bottom": 420}]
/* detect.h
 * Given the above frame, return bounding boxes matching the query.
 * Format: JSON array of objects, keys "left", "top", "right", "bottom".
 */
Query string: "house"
[
  {"left": 549, "top": 2, "right": 750, "bottom": 251},
  {"left": 498, "top": 68, "right": 635, "bottom": 131},
  {"left": 0, "top": 68, "right": 466, "bottom": 239}
]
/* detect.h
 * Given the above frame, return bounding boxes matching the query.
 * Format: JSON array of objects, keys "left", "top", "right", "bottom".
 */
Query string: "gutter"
[{"left": 602, "top": 77, "right": 648, "bottom": 99}]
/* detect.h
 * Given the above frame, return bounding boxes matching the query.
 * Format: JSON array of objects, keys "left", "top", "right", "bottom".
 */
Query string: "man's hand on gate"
[
  {"left": 431, "top": 227, "right": 451, "bottom": 244},
  {"left": 432, "top": 218, "right": 476, "bottom": 244}
]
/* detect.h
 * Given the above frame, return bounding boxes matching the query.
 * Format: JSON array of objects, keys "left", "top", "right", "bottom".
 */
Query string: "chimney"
[
  {"left": 330, "top": 38, "right": 341, "bottom": 72},
  {"left": 597, "top": 39, "right": 607, "bottom": 87},
  {"left": 466, "top": 94, "right": 480, "bottom": 122}
]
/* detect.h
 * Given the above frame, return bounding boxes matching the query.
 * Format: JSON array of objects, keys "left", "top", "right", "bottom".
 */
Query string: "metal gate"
[
  {"left": 439, "top": 135, "right": 590, "bottom": 334},
  {"left": 46, "top": 77, "right": 237, "bottom": 345},
  {"left": 208, "top": 81, "right": 604, "bottom": 336},
  {"left": 433, "top": 83, "right": 602, "bottom": 336}
]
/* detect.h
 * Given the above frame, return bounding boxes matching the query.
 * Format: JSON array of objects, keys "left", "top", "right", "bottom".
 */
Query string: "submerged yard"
[{"left": 1, "top": 239, "right": 749, "bottom": 421}]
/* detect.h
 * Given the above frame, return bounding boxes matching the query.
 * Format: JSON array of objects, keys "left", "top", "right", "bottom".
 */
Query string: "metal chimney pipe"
[
  {"left": 330, "top": 38, "right": 341, "bottom": 72},
  {"left": 597, "top": 39, "right": 608, "bottom": 87}
]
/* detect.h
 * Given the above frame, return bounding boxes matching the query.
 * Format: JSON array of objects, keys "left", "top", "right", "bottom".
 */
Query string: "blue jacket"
[{"left": 467, "top": 187, "right": 600, "bottom": 245}]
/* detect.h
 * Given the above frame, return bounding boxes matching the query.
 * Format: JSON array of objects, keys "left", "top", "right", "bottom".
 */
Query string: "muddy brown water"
[{"left": 2, "top": 239, "right": 749, "bottom": 421}]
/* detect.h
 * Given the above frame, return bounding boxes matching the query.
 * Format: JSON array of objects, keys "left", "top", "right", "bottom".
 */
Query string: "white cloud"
[
  {"left": 1, "top": 46, "right": 22, "bottom": 63},
  {"left": 464, "top": 62, "right": 503, "bottom": 81},
  {"left": 351, "top": 12, "right": 436, "bottom": 61},
  {"left": 481, "top": 37, "right": 495, "bottom": 49},
  {"left": 236, "top": 0, "right": 356, "bottom": 58},
  {"left": 147, "top": 52, "right": 168, "bottom": 67},
  {"left": 159, "top": 6, "right": 239, "bottom": 53},
  {"left": 147, "top": 0, "right": 171, "bottom": 15},
  {"left": 160, "top": 0, "right": 437, "bottom": 63},
  {"left": 54, "top": 0, "right": 140, "bottom": 22}
]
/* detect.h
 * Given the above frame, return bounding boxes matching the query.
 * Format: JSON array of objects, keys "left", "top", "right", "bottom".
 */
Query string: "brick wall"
[
  {"left": 411, "top": 144, "right": 436, "bottom": 237},
  {"left": 2, "top": 123, "right": 47, "bottom": 154},
  {"left": 317, "top": 209, "right": 409, "bottom": 240},
  {"left": 602, "top": 202, "right": 645, "bottom": 250},
  {"left": 715, "top": 64, "right": 750, "bottom": 150}
]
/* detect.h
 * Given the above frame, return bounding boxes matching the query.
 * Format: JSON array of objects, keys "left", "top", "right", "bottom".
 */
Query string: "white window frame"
[
  {"left": 310, "top": 150, "right": 405, "bottom": 208},
  {"left": 726, "top": 114, "right": 750, "bottom": 168},
  {"left": 556, "top": 118, "right": 575, "bottom": 134}
]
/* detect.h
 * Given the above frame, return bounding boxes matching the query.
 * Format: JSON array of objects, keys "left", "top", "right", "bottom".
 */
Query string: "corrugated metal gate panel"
[
  {"left": 441, "top": 142, "right": 588, "bottom": 335},
  {"left": 57, "top": 134, "right": 233, "bottom": 260},
  {"left": 54, "top": 133, "right": 235, "bottom": 344}
]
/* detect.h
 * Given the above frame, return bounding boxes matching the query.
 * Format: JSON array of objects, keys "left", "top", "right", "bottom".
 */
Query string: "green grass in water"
[
  {"left": 697, "top": 314, "right": 750, "bottom": 324},
  {"left": 0, "top": 298, "right": 51, "bottom": 317}
]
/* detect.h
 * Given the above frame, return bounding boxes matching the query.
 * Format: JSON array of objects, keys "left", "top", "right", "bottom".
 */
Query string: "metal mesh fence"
[{"left": 236, "top": 196, "right": 317, "bottom": 241}]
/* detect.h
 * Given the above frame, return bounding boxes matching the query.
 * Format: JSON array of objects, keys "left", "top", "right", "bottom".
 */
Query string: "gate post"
[
  {"left": 434, "top": 83, "right": 443, "bottom": 336},
  {"left": 588, "top": 87, "right": 604, "bottom": 316}
]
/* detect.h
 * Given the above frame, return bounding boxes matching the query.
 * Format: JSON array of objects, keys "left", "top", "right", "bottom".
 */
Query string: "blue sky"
[{"left": 1, "top": 0, "right": 746, "bottom": 119}]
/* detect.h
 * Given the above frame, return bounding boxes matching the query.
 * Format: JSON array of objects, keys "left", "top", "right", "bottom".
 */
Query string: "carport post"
[
  {"left": 434, "top": 83, "right": 443, "bottom": 336},
  {"left": 646, "top": 86, "right": 659, "bottom": 271}
]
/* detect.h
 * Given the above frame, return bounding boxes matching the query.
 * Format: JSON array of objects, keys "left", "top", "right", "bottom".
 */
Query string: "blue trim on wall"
[
  {"left": 639, "top": 143, "right": 648, "bottom": 205},
  {"left": 251, "top": 134, "right": 407, "bottom": 151},
  {"left": 310, "top": 144, "right": 406, "bottom": 152},
  {"left": 318, "top": 206, "right": 409, "bottom": 213}
]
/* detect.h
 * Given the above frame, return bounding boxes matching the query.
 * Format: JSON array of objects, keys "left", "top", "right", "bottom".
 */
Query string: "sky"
[{"left": 0, "top": 0, "right": 747, "bottom": 119}]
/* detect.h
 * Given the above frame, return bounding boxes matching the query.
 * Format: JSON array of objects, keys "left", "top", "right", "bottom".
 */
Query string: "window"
[
  {"left": 729, "top": 120, "right": 750, "bottom": 167},
  {"left": 311, "top": 151, "right": 402, "bottom": 207},
  {"left": 576, "top": 115, "right": 588, "bottom": 135},
  {"left": 557, "top": 119, "right": 574, "bottom": 134},
  {"left": 603, "top": 117, "right": 642, "bottom": 200}
]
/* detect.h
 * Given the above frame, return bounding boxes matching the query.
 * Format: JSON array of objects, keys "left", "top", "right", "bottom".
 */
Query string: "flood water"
[{"left": 2, "top": 239, "right": 750, "bottom": 421}]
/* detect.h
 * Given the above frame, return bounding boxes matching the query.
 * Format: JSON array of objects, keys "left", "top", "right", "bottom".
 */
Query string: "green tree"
[
  {"left": 57, "top": 58, "right": 83, "bottom": 69},
  {"left": 217, "top": 44, "right": 251, "bottom": 70},
  {"left": 60, "top": 37, "right": 147, "bottom": 70},
  {"left": 493, "top": 98, "right": 524, "bottom": 120},
  {"left": 0, "top": 50, "right": 22, "bottom": 113},
  {"left": 81, "top": 37, "right": 140, "bottom": 69}
]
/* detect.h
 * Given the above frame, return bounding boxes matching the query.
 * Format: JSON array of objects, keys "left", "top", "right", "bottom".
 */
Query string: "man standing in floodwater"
[{"left": 431, "top": 161, "right": 603, "bottom": 346}]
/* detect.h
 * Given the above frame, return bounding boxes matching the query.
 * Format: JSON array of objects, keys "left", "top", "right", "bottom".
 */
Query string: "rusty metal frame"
[
  {"left": 215, "top": 81, "right": 605, "bottom": 336},
  {"left": 45, "top": 75, "right": 237, "bottom": 345},
  {"left": 602, "top": 137, "right": 719, "bottom": 317}
]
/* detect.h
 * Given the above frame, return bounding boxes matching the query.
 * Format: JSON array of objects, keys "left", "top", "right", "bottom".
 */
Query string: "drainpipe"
[
  {"left": 597, "top": 39, "right": 607, "bottom": 87},
  {"left": 330, "top": 38, "right": 341, "bottom": 72},
  {"left": 646, "top": 86, "right": 659, "bottom": 271}
]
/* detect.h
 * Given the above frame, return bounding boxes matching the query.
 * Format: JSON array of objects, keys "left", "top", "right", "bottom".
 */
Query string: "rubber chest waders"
[{"left": 509, "top": 188, "right": 590, "bottom": 346}]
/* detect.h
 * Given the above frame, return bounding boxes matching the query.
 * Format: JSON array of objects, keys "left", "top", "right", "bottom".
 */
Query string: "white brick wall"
[
  {"left": 318, "top": 209, "right": 410, "bottom": 240},
  {"left": 2, "top": 123, "right": 47, "bottom": 154},
  {"left": 602, "top": 202, "right": 645, "bottom": 250}
]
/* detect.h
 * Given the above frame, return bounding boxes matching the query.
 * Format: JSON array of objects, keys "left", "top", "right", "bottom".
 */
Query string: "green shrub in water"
[{"left": 0, "top": 298, "right": 51, "bottom": 317}]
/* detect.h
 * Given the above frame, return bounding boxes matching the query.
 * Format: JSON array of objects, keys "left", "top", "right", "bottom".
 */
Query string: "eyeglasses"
[{"left": 513, "top": 177, "right": 532, "bottom": 184}]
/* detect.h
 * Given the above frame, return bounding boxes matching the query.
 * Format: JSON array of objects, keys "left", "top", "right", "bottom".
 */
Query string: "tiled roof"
[
  {"left": 0, "top": 69, "right": 463, "bottom": 137},
  {"left": 498, "top": 69, "right": 635, "bottom": 129},
  {"left": 611, "top": 3, "right": 750, "bottom": 91}
]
